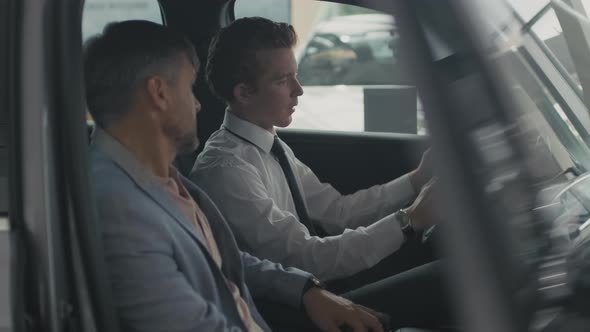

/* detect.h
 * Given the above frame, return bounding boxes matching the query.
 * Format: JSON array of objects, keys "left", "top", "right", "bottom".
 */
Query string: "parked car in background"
[
  {"left": 293, "top": 13, "right": 424, "bottom": 134},
  {"left": 297, "top": 14, "right": 401, "bottom": 86}
]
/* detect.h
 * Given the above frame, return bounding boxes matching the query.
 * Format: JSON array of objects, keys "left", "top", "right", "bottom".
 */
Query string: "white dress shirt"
[{"left": 191, "top": 111, "right": 417, "bottom": 280}]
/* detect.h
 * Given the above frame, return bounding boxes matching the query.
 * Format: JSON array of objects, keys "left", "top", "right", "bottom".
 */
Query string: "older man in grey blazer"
[{"left": 84, "top": 20, "right": 386, "bottom": 332}]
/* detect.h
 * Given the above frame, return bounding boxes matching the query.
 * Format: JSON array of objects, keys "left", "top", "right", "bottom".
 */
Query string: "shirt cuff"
[
  {"left": 363, "top": 212, "right": 404, "bottom": 266},
  {"left": 276, "top": 267, "right": 315, "bottom": 309}
]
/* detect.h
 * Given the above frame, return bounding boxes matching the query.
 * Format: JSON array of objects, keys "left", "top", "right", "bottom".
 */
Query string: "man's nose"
[{"left": 293, "top": 78, "right": 304, "bottom": 97}]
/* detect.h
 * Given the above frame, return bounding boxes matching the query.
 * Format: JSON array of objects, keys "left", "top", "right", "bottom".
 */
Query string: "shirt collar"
[
  {"left": 222, "top": 110, "right": 275, "bottom": 153},
  {"left": 92, "top": 127, "right": 178, "bottom": 188}
]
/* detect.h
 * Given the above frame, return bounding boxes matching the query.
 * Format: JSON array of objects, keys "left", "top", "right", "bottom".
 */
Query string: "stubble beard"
[
  {"left": 163, "top": 121, "right": 200, "bottom": 156},
  {"left": 176, "top": 127, "right": 199, "bottom": 156}
]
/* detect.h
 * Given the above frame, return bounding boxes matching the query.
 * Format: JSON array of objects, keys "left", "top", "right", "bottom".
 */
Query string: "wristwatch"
[
  {"left": 300, "top": 277, "right": 324, "bottom": 309},
  {"left": 302, "top": 277, "right": 324, "bottom": 293},
  {"left": 396, "top": 208, "right": 416, "bottom": 241}
]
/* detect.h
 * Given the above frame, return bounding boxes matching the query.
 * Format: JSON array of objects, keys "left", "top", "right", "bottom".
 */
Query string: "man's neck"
[
  {"left": 105, "top": 120, "right": 176, "bottom": 178},
  {"left": 227, "top": 106, "right": 275, "bottom": 134}
]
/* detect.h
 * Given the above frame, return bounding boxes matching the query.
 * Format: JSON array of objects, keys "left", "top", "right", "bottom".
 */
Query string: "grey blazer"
[{"left": 90, "top": 130, "right": 312, "bottom": 332}]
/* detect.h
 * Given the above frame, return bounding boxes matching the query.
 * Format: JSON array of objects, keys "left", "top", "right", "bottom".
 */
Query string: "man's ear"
[
  {"left": 233, "top": 83, "right": 255, "bottom": 105},
  {"left": 145, "top": 76, "right": 170, "bottom": 111}
]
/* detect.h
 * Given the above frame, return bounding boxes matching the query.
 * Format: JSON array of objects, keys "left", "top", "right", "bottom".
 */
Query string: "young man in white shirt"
[{"left": 192, "top": 18, "right": 440, "bottom": 290}]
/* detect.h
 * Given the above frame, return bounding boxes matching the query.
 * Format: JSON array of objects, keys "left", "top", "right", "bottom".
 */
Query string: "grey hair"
[{"left": 84, "top": 20, "right": 198, "bottom": 127}]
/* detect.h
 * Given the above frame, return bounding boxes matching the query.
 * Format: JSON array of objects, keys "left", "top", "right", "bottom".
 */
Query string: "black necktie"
[{"left": 271, "top": 136, "right": 318, "bottom": 236}]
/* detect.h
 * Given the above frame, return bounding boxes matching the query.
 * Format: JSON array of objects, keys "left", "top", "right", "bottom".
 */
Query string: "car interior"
[{"left": 4, "top": 0, "right": 590, "bottom": 331}]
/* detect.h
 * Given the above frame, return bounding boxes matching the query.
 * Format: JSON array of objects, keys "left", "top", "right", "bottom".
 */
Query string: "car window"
[
  {"left": 83, "top": 0, "right": 163, "bottom": 42},
  {"left": 234, "top": 0, "right": 291, "bottom": 22},
  {"left": 297, "top": 15, "right": 402, "bottom": 86},
  {"left": 235, "top": 0, "right": 425, "bottom": 135}
]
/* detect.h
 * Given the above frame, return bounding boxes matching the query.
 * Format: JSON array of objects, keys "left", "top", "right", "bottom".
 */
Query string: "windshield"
[
  {"left": 416, "top": 2, "right": 590, "bottom": 322},
  {"left": 470, "top": 0, "right": 590, "bottom": 182}
]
